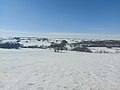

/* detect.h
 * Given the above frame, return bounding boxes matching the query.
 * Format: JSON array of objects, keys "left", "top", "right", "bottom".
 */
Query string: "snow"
[
  {"left": 1, "top": 39, "right": 17, "bottom": 43},
  {"left": 89, "top": 47, "right": 120, "bottom": 53},
  {"left": 0, "top": 48, "right": 120, "bottom": 90},
  {"left": 20, "top": 40, "right": 50, "bottom": 46}
]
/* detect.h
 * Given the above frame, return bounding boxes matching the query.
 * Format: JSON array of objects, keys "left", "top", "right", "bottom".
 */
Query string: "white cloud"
[{"left": 0, "top": 29, "right": 120, "bottom": 40}]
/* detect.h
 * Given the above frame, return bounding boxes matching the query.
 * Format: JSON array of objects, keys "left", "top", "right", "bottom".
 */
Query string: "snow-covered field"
[
  {"left": 89, "top": 47, "right": 120, "bottom": 54},
  {"left": 0, "top": 48, "right": 120, "bottom": 90}
]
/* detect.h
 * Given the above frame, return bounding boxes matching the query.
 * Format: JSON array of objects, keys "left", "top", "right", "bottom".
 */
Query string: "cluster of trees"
[
  {"left": 49, "top": 40, "right": 68, "bottom": 52},
  {"left": 0, "top": 42, "right": 22, "bottom": 49},
  {"left": 36, "top": 38, "right": 49, "bottom": 42},
  {"left": 70, "top": 40, "right": 120, "bottom": 48},
  {"left": 71, "top": 46, "right": 92, "bottom": 52},
  {"left": 23, "top": 45, "right": 47, "bottom": 49},
  {"left": 49, "top": 40, "right": 93, "bottom": 53}
]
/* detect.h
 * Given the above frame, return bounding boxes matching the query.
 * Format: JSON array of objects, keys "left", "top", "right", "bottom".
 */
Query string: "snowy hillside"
[{"left": 0, "top": 37, "right": 120, "bottom": 53}]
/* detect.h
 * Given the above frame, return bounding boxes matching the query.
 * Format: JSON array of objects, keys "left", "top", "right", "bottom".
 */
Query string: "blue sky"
[{"left": 0, "top": 0, "right": 120, "bottom": 34}]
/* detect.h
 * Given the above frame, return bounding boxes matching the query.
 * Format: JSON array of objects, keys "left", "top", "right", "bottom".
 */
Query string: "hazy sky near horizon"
[{"left": 0, "top": 0, "right": 120, "bottom": 34}]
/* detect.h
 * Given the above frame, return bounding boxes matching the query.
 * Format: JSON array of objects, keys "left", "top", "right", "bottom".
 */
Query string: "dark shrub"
[
  {"left": 23, "top": 45, "right": 38, "bottom": 48},
  {"left": 36, "top": 38, "right": 41, "bottom": 41},
  {"left": 61, "top": 40, "right": 68, "bottom": 46},
  {"left": 23, "top": 45, "right": 48, "bottom": 49},
  {"left": 26, "top": 41, "right": 28, "bottom": 43},
  {"left": 49, "top": 42, "right": 67, "bottom": 52},
  {"left": 106, "top": 46, "right": 112, "bottom": 49},
  {"left": 72, "top": 46, "right": 92, "bottom": 53},
  {"left": 13, "top": 37, "right": 20, "bottom": 40}
]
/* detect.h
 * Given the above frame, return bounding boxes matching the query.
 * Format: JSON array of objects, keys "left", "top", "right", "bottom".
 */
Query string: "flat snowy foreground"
[{"left": 0, "top": 49, "right": 120, "bottom": 90}]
